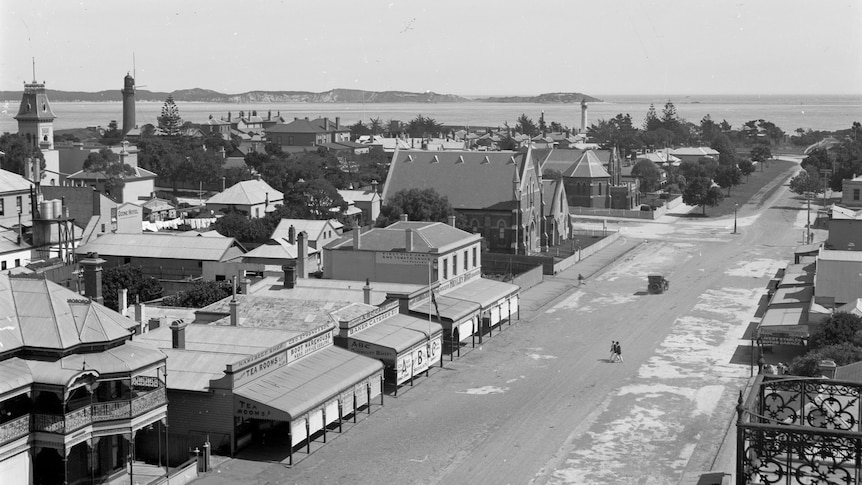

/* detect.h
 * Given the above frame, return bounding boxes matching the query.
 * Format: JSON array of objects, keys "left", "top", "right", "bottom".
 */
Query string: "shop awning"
[
  {"left": 770, "top": 286, "right": 813, "bottom": 307},
  {"left": 757, "top": 307, "right": 809, "bottom": 345},
  {"left": 233, "top": 346, "right": 383, "bottom": 422},
  {"left": 60, "top": 340, "right": 166, "bottom": 376},
  {"left": 408, "top": 294, "right": 480, "bottom": 322},
  {"left": 350, "top": 314, "right": 443, "bottom": 356},
  {"left": 442, "top": 278, "right": 518, "bottom": 309}
]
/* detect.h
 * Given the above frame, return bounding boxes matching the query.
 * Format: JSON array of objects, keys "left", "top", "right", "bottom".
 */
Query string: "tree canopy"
[
  {"left": 377, "top": 188, "right": 456, "bottom": 227},
  {"left": 682, "top": 176, "right": 724, "bottom": 215},
  {"left": 630, "top": 159, "right": 662, "bottom": 193},
  {"left": 162, "top": 280, "right": 235, "bottom": 308},
  {"left": 405, "top": 115, "right": 443, "bottom": 138},
  {"left": 157, "top": 95, "right": 183, "bottom": 136},
  {"left": 713, "top": 164, "right": 742, "bottom": 195},
  {"left": 788, "top": 166, "right": 823, "bottom": 195},
  {"left": 101, "top": 265, "right": 163, "bottom": 311}
]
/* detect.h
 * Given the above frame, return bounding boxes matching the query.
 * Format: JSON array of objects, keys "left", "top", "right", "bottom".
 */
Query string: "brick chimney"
[
  {"left": 371, "top": 180, "right": 379, "bottom": 194},
  {"left": 135, "top": 302, "right": 147, "bottom": 328},
  {"left": 80, "top": 253, "right": 106, "bottom": 304},
  {"left": 241, "top": 278, "right": 251, "bottom": 295},
  {"left": 352, "top": 225, "right": 361, "bottom": 250},
  {"left": 335, "top": 117, "right": 340, "bottom": 129},
  {"left": 288, "top": 225, "right": 296, "bottom": 244},
  {"left": 363, "top": 278, "right": 372, "bottom": 304},
  {"left": 400, "top": 214, "right": 408, "bottom": 222},
  {"left": 283, "top": 265, "right": 297, "bottom": 288},
  {"left": 405, "top": 229, "right": 414, "bottom": 252},
  {"left": 448, "top": 215, "right": 456, "bottom": 227},
  {"left": 297, "top": 231, "right": 308, "bottom": 278},
  {"left": 170, "top": 319, "right": 188, "bottom": 349},
  {"left": 118, "top": 288, "right": 128, "bottom": 316}
]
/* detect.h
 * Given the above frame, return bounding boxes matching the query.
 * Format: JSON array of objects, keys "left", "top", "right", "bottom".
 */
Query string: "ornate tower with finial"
[
  {"left": 122, "top": 72, "right": 136, "bottom": 135},
  {"left": 14, "top": 59, "right": 56, "bottom": 151}
]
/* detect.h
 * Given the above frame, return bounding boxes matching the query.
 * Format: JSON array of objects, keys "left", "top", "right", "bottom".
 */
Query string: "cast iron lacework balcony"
[
  {"left": 0, "top": 414, "right": 30, "bottom": 445},
  {"left": 33, "top": 376, "right": 166, "bottom": 435},
  {"left": 736, "top": 375, "right": 862, "bottom": 485}
]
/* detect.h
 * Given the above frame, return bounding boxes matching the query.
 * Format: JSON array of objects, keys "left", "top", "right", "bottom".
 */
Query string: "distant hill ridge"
[{"left": 0, "top": 87, "right": 601, "bottom": 104}]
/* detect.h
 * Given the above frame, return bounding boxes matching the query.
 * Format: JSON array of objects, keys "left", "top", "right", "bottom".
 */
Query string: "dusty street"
[{"left": 194, "top": 160, "right": 812, "bottom": 485}]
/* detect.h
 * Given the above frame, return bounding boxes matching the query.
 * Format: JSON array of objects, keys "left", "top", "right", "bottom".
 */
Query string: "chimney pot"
[
  {"left": 448, "top": 215, "right": 456, "bottom": 227},
  {"left": 283, "top": 265, "right": 297, "bottom": 288},
  {"left": 229, "top": 298, "right": 239, "bottom": 326},
  {"left": 363, "top": 278, "right": 372, "bottom": 304},
  {"left": 170, "top": 319, "right": 188, "bottom": 349},
  {"left": 399, "top": 214, "right": 408, "bottom": 222},
  {"left": 240, "top": 278, "right": 251, "bottom": 295}
]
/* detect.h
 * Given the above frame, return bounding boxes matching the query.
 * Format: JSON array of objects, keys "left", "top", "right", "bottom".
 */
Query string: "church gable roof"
[
  {"left": 563, "top": 150, "right": 611, "bottom": 178},
  {"left": 383, "top": 149, "right": 531, "bottom": 210}
]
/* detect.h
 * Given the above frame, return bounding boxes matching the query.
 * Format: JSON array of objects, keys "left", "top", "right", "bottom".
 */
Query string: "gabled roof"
[
  {"left": 0, "top": 274, "right": 135, "bottom": 353},
  {"left": 67, "top": 166, "right": 157, "bottom": 181},
  {"left": 142, "top": 198, "right": 173, "bottom": 212},
  {"left": 75, "top": 233, "right": 243, "bottom": 261},
  {"left": 563, "top": 150, "right": 611, "bottom": 178},
  {"left": 0, "top": 169, "right": 33, "bottom": 193},
  {"left": 835, "top": 360, "right": 862, "bottom": 383},
  {"left": 266, "top": 119, "right": 327, "bottom": 134},
  {"left": 338, "top": 189, "right": 379, "bottom": 203},
  {"left": 542, "top": 179, "right": 566, "bottom": 217},
  {"left": 328, "top": 221, "right": 479, "bottom": 252},
  {"left": 242, "top": 238, "right": 320, "bottom": 260},
  {"left": 383, "top": 149, "right": 532, "bottom": 210},
  {"left": 669, "top": 147, "right": 719, "bottom": 157},
  {"left": 271, "top": 219, "right": 343, "bottom": 241},
  {"left": 206, "top": 179, "right": 283, "bottom": 206}
]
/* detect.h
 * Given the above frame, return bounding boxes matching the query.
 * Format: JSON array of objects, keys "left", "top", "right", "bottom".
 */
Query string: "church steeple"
[{"left": 14, "top": 60, "right": 56, "bottom": 151}]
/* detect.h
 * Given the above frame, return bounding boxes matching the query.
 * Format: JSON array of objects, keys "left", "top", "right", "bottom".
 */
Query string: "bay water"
[{"left": 1, "top": 94, "right": 860, "bottom": 136}]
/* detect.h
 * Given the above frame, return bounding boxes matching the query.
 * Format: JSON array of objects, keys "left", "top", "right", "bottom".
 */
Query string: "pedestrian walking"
[
  {"left": 609, "top": 341, "right": 618, "bottom": 363},
  {"left": 615, "top": 341, "right": 623, "bottom": 363}
]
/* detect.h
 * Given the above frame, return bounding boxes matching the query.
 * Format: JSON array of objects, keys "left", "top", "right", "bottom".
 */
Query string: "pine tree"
[
  {"left": 157, "top": 95, "right": 183, "bottom": 136},
  {"left": 643, "top": 104, "right": 661, "bottom": 131}
]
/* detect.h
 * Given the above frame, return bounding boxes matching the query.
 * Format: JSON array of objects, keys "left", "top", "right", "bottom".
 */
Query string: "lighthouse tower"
[
  {"left": 14, "top": 76, "right": 56, "bottom": 151},
  {"left": 579, "top": 98, "right": 588, "bottom": 134},
  {"left": 121, "top": 72, "right": 136, "bottom": 135}
]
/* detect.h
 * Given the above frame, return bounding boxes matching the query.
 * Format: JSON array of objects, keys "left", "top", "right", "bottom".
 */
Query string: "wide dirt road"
[{"left": 197, "top": 161, "right": 808, "bottom": 485}]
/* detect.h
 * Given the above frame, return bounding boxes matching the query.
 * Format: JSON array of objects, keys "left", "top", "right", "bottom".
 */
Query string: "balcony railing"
[
  {"left": 737, "top": 375, "right": 862, "bottom": 485},
  {"left": 33, "top": 387, "right": 167, "bottom": 435},
  {"left": 0, "top": 415, "right": 30, "bottom": 446}
]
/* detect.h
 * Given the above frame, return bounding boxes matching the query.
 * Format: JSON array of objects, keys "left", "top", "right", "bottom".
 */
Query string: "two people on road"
[{"left": 609, "top": 341, "right": 623, "bottom": 363}]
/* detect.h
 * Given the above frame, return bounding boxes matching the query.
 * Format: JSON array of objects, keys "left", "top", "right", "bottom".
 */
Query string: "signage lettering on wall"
[
  {"left": 288, "top": 332, "right": 332, "bottom": 361},
  {"left": 348, "top": 339, "right": 396, "bottom": 360},
  {"left": 438, "top": 268, "right": 481, "bottom": 292},
  {"left": 346, "top": 307, "right": 398, "bottom": 337},
  {"left": 376, "top": 252, "right": 431, "bottom": 265},
  {"left": 235, "top": 399, "right": 272, "bottom": 418},
  {"left": 234, "top": 352, "right": 287, "bottom": 387}
]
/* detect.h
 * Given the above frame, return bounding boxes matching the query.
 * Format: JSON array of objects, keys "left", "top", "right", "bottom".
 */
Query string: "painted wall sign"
[
  {"left": 287, "top": 332, "right": 332, "bottom": 362},
  {"left": 376, "top": 252, "right": 432, "bottom": 265},
  {"left": 234, "top": 399, "right": 273, "bottom": 419},
  {"left": 347, "top": 339, "right": 396, "bottom": 360},
  {"left": 759, "top": 336, "right": 807, "bottom": 346},
  {"left": 345, "top": 307, "right": 398, "bottom": 337},
  {"left": 233, "top": 352, "right": 287, "bottom": 387},
  {"left": 438, "top": 268, "right": 481, "bottom": 292}
]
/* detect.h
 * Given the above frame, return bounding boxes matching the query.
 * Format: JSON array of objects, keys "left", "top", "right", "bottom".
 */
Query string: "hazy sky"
[{"left": 1, "top": 0, "right": 860, "bottom": 96}]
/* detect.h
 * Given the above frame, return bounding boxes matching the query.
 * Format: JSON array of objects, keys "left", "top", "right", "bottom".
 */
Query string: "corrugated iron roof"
[
  {"left": 563, "top": 151, "right": 611, "bottom": 178},
  {"left": 233, "top": 345, "right": 383, "bottom": 421},
  {"left": 329, "top": 221, "right": 478, "bottom": 252},
  {"left": 0, "top": 169, "right": 33, "bottom": 193},
  {"left": 271, "top": 219, "right": 343, "bottom": 241},
  {"left": 441, "top": 277, "right": 519, "bottom": 309},
  {"left": 75, "top": 232, "right": 241, "bottom": 261},
  {"left": 0, "top": 275, "right": 135, "bottom": 352},
  {"left": 0, "top": 358, "right": 33, "bottom": 397},
  {"left": 383, "top": 149, "right": 532, "bottom": 210},
  {"left": 197, "top": 295, "right": 349, "bottom": 331},
  {"left": 206, "top": 179, "right": 283, "bottom": 206}
]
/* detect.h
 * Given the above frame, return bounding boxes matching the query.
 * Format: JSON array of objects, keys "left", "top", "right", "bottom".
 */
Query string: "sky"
[{"left": 1, "top": 0, "right": 860, "bottom": 97}]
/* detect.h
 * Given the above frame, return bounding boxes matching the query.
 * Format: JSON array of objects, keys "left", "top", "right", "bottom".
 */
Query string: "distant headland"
[{"left": 0, "top": 87, "right": 602, "bottom": 104}]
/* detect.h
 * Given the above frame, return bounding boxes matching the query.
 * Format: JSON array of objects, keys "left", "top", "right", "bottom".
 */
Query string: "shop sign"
[
  {"left": 230, "top": 341, "right": 287, "bottom": 371},
  {"left": 287, "top": 332, "right": 332, "bottom": 362},
  {"left": 376, "top": 252, "right": 432, "bottom": 265},
  {"left": 438, "top": 268, "right": 481, "bottom": 292},
  {"left": 347, "top": 339, "right": 396, "bottom": 360},
  {"left": 234, "top": 398, "right": 273, "bottom": 419},
  {"left": 427, "top": 335, "right": 442, "bottom": 364},
  {"left": 396, "top": 353, "right": 413, "bottom": 385},
  {"left": 346, "top": 307, "right": 398, "bottom": 337},
  {"left": 759, "top": 335, "right": 807, "bottom": 346},
  {"left": 233, "top": 352, "right": 287, "bottom": 387},
  {"left": 411, "top": 344, "right": 430, "bottom": 375}
]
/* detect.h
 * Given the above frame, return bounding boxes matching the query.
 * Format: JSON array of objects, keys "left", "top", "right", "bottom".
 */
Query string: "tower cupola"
[{"left": 15, "top": 76, "right": 56, "bottom": 150}]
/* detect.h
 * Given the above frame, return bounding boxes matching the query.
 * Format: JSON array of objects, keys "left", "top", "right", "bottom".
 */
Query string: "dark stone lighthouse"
[{"left": 121, "top": 72, "right": 135, "bottom": 135}]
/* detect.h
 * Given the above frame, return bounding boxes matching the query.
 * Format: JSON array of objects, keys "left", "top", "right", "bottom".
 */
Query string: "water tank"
[
  {"left": 52, "top": 199, "right": 62, "bottom": 219},
  {"left": 40, "top": 200, "right": 54, "bottom": 220}
]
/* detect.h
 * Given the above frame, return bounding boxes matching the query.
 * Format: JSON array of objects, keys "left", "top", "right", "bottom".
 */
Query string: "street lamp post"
[{"left": 733, "top": 203, "right": 738, "bottom": 234}]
